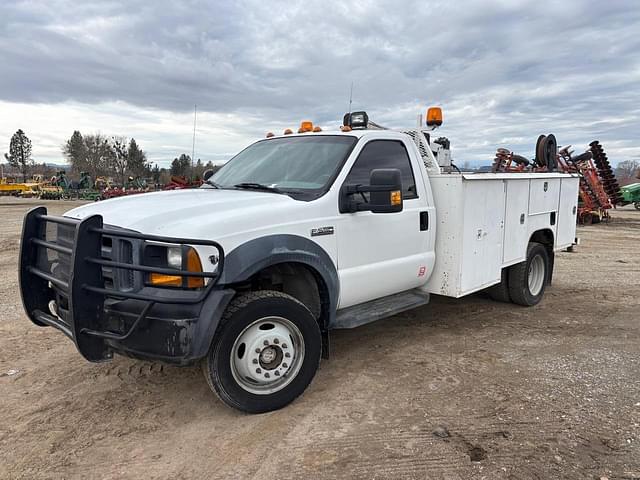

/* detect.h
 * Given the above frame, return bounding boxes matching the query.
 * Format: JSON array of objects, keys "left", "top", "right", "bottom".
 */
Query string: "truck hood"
[{"left": 64, "top": 188, "right": 299, "bottom": 238}]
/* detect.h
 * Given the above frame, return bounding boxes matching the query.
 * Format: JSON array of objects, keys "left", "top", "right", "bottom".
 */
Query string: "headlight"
[
  {"left": 145, "top": 245, "right": 204, "bottom": 289},
  {"left": 166, "top": 247, "right": 183, "bottom": 269}
]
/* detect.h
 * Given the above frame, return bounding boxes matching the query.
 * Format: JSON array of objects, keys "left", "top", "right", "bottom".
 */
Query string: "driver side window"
[{"left": 344, "top": 140, "right": 418, "bottom": 201}]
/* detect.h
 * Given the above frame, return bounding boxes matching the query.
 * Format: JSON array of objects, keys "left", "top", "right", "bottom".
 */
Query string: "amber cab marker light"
[
  {"left": 283, "top": 128, "right": 293, "bottom": 135},
  {"left": 299, "top": 121, "right": 314, "bottom": 132},
  {"left": 426, "top": 107, "right": 443, "bottom": 127},
  {"left": 390, "top": 190, "right": 402, "bottom": 206},
  {"left": 340, "top": 125, "right": 352, "bottom": 132},
  {"left": 266, "top": 132, "right": 275, "bottom": 138},
  {"left": 313, "top": 126, "right": 322, "bottom": 132}
]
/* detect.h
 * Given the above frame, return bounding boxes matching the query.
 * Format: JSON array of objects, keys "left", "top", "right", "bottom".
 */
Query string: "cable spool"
[{"left": 535, "top": 134, "right": 558, "bottom": 171}]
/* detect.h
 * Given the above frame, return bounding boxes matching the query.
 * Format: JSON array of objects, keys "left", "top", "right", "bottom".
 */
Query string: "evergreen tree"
[
  {"left": 127, "top": 138, "right": 149, "bottom": 177},
  {"left": 5, "top": 129, "right": 33, "bottom": 182},
  {"left": 170, "top": 154, "right": 191, "bottom": 176},
  {"left": 62, "top": 130, "right": 87, "bottom": 174}
]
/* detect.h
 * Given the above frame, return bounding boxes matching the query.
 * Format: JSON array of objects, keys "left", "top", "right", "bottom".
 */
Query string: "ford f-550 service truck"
[{"left": 19, "top": 109, "right": 579, "bottom": 412}]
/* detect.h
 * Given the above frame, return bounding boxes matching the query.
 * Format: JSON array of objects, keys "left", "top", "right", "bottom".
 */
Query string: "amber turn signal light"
[
  {"left": 148, "top": 273, "right": 183, "bottom": 287},
  {"left": 390, "top": 190, "right": 402, "bottom": 206},
  {"left": 186, "top": 248, "right": 204, "bottom": 288}
]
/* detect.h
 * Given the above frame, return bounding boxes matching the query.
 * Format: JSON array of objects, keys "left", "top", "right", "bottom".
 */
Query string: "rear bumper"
[{"left": 20, "top": 207, "right": 232, "bottom": 365}]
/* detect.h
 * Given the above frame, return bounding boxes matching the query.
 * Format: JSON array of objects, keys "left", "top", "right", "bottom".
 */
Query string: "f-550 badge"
[{"left": 311, "top": 226, "right": 334, "bottom": 237}]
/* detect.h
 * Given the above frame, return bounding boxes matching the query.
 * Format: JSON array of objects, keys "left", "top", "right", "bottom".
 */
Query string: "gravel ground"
[{"left": 0, "top": 197, "right": 639, "bottom": 479}]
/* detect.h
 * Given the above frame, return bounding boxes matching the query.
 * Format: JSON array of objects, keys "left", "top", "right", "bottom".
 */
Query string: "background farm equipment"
[
  {"left": 163, "top": 175, "right": 203, "bottom": 190},
  {"left": 492, "top": 136, "right": 627, "bottom": 224},
  {"left": 50, "top": 171, "right": 102, "bottom": 200},
  {"left": 100, "top": 176, "right": 149, "bottom": 200},
  {"left": 492, "top": 134, "right": 559, "bottom": 173},
  {"left": 0, "top": 177, "right": 40, "bottom": 197},
  {"left": 621, "top": 183, "right": 640, "bottom": 210}
]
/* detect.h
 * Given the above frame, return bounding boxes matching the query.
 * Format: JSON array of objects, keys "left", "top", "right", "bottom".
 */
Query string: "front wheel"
[
  {"left": 508, "top": 242, "right": 549, "bottom": 306},
  {"left": 202, "top": 290, "right": 321, "bottom": 413}
]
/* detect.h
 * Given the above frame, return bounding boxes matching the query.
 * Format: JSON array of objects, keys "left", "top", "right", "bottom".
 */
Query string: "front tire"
[
  {"left": 508, "top": 242, "right": 549, "bottom": 306},
  {"left": 202, "top": 290, "right": 321, "bottom": 413}
]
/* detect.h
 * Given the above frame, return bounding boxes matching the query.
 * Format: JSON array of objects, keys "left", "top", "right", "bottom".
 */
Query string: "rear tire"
[
  {"left": 487, "top": 267, "right": 511, "bottom": 303},
  {"left": 202, "top": 290, "right": 321, "bottom": 413},
  {"left": 508, "top": 242, "right": 549, "bottom": 306}
]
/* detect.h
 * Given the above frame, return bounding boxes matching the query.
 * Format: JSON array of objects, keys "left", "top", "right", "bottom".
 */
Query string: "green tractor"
[
  {"left": 621, "top": 183, "right": 640, "bottom": 210},
  {"left": 52, "top": 171, "right": 102, "bottom": 201}
]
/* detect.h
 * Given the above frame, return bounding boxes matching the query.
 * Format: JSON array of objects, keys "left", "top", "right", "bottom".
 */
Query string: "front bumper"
[{"left": 19, "top": 207, "right": 233, "bottom": 365}]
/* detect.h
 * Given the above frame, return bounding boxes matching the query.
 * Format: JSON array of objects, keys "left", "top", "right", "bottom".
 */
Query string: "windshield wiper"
[{"left": 233, "top": 182, "right": 283, "bottom": 193}]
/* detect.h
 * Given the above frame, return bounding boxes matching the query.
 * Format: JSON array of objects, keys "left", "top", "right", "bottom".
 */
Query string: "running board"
[{"left": 333, "top": 289, "right": 430, "bottom": 329}]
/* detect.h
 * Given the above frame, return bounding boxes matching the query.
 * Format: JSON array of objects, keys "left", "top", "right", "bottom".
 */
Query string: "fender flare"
[{"left": 219, "top": 235, "right": 339, "bottom": 327}]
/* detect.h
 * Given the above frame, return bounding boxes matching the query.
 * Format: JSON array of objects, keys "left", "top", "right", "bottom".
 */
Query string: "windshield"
[{"left": 211, "top": 135, "right": 358, "bottom": 199}]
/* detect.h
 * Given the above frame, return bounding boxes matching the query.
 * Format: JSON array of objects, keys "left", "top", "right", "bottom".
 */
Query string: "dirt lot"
[{"left": 0, "top": 197, "right": 639, "bottom": 480}]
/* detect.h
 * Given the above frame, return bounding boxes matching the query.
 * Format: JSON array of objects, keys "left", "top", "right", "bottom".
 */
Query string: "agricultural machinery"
[
  {"left": 492, "top": 136, "right": 627, "bottom": 224},
  {"left": 621, "top": 183, "right": 640, "bottom": 210}
]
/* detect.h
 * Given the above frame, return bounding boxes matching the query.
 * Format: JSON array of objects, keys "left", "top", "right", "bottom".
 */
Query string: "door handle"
[{"left": 420, "top": 211, "right": 429, "bottom": 231}]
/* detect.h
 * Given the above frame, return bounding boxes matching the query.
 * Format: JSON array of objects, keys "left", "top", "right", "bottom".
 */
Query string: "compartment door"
[
  {"left": 503, "top": 179, "right": 530, "bottom": 264},
  {"left": 459, "top": 180, "right": 506, "bottom": 294},
  {"left": 556, "top": 178, "right": 579, "bottom": 248}
]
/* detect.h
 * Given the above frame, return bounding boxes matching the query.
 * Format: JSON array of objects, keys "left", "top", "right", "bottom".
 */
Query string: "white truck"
[{"left": 19, "top": 109, "right": 579, "bottom": 413}]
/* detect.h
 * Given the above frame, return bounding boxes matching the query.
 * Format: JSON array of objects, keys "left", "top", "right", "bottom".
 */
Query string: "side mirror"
[
  {"left": 202, "top": 169, "right": 214, "bottom": 182},
  {"left": 340, "top": 168, "right": 403, "bottom": 214}
]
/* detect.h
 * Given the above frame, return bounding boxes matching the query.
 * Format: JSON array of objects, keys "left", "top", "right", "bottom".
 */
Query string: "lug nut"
[
  {"left": 274, "top": 371, "right": 280, "bottom": 376},
  {"left": 282, "top": 363, "right": 288, "bottom": 368},
  {"left": 263, "top": 340, "right": 269, "bottom": 346},
  {"left": 256, "top": 368, "right": 262, "bottom": 374},
  {"left": 285, "top": 352, "right": 291, "bottom": 358},
  {"left": 273, "top": 338, "right": 279, "bottom": 344},
  {"left": 282, "top": 343, "right": 288, "bottom": 349},
  {"left": 264, "top": 373, "right": 270, "bottom": 378},
  {"left": 252, "top": 359, "right": 258, "bottom": 364},
  {"left": 255, "top": 348, "right": 261, "bottom": 353}
]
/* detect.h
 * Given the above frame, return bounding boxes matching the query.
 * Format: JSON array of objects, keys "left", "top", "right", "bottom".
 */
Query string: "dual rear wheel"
[{"left": 488, "top": 242, "right": 550, "bottom": 306}]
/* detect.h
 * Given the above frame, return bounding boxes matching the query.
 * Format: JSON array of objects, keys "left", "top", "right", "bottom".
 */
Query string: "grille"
[
  {"left": 101, "top": 236, "right": 135, "bottom": 291},
  {"left": 42, "top": 224, "right": 136, "bottom": 292},
  {"left": 44, "top": 223, "right": 74, "bottom": 285}
]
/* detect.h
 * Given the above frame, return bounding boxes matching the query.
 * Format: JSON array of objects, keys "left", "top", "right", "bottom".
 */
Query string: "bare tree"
[{"left": 615, "top": 159, "right": 640, "bottom": 185}]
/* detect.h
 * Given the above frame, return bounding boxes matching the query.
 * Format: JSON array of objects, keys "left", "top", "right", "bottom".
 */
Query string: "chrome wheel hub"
[
  {"left": 230, "top": 316, "right": 304, "bottom": 395},
  {"left": 528, "top": 254, "right": 545, "bottom": 296}
]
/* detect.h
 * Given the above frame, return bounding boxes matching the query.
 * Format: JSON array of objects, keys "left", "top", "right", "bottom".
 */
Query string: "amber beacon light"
[{"left": 426, "top": 107, "right": 443, "bottom": 127}]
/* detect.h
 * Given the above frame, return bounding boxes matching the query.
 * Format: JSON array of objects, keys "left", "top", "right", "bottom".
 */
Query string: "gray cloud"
[{"left": 0, "top": 0, "right": 639, "bottom": 165}]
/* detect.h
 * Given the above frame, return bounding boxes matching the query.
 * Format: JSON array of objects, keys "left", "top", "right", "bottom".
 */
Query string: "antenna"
[
  {"left": 348, "top": 81, "right": 354, "bottom": 115},
  {"left": 191, "top": 104, "right": 197, "bottom": 180}
]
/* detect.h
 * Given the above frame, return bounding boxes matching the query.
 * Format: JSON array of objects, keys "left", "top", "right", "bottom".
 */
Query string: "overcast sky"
[{"left": 1, "top": 0, "right": 638, "bottom": 167}]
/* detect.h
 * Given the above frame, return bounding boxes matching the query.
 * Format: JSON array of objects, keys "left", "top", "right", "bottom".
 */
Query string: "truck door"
[{"left": 336, "top": 139, "right": 435, "bottom": 308}]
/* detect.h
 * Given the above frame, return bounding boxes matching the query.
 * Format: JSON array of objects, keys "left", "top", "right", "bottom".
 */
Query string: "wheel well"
[
  {"left": 231, "top": 262, "right": 329, "bottom": 330},
  {"left": 529, "top": 229, "right": 555, "bottom": 284},
  {"left": 529, "top": 229, "right": 554, "bottom": 251}
]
